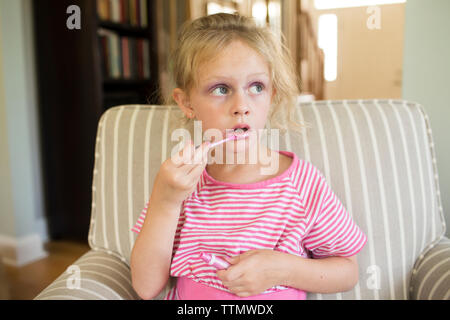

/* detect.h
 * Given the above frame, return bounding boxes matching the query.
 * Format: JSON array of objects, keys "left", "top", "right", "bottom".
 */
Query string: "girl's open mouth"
[
  {"left": 233, "top": 127, "right": 249, "bottom": 136},
  {"left": 219, "top": 125, "right": 252, "bottom": 143},
  {"left": 230, "top": 124, "right": 251, "bottom": 138}
]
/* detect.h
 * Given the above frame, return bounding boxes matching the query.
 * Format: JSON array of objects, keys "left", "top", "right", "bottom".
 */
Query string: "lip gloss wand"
[
  {"left": 199, "top": 252, "right": 231, "bottom": 270},
  {"left": 195, "top": 129, "right": 249, "bottom": 149}
]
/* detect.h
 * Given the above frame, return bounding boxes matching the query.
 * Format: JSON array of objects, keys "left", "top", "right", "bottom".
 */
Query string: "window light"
[
  {"left": 318, "top": 14, "right": 338, "bottom": 82},
  {"left": 314, "top": 0, "right": 406, "bottom": 10},
  {"left": 252, "top": 1, "right": 267, "bottom": 26}
]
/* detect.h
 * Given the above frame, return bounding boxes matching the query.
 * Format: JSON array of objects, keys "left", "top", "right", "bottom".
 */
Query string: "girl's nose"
[
  {"left": 233, "top": 107, "right": 249, "bottom": 117},
  {"left": 231, "top": 91, "right": 250, "bottom": 116}
]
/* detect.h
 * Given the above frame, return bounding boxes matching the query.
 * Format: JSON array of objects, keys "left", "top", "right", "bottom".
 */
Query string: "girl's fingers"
[
  {"left": 173, "top": 140, "right": 198, "bottom": 168},
  {"left": 181, "top": 140, "right": 196, "bottom": 165},
  {"left": 222, "top": 282, "right": 250, "bottom": 297},
  {"left": 192, "top": 141, "right": 210, "bottom": 163},
  {"left": 173, "top": 140, "right": 210, "bottom": 171},
  {"left": 185, "top": 142, "right": 211, "bottom": 175}
]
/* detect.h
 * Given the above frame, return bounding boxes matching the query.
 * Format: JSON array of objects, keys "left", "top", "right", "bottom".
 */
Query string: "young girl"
[{"left": 130, "top": 13, "right": 367, "bottom": 300}]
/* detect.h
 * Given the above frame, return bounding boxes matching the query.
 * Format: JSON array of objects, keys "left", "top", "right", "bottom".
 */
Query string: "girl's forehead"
[
  {"left": 203, "top": 40, "right": 263, "bottom": 63},
  {"left": 195, "top": 41, "right": 271, "bottom": 82}
]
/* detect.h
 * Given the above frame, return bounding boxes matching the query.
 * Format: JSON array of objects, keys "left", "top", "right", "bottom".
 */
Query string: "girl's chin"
[{"left": 225, "top": 137, "right": 251, "bottom": 150}]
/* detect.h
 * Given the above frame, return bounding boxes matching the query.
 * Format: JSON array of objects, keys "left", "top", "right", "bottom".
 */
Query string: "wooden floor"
[{"left": 2, "top": 241, "right": 90, "bottom": 300}]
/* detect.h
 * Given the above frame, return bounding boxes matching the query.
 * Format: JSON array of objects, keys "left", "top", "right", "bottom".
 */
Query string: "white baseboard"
[
  {"left": 0, "top": 233, "right": 48, "bottom": 267},
  {"left": 35, "top": 217, "right": 49, "bottom": 243}
]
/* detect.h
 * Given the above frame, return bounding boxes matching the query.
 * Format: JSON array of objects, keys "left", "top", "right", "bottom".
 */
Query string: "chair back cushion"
[{"left": 88, "top": 99, "right": 445, "bottom": 300}]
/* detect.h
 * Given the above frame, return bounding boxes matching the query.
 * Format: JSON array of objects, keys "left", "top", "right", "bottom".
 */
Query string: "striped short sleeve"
[
  {"left": 131, "top": 201, "right": 149, "bottom": 234},
  {"left": 302, "top": 170, "right": 367, "bottom": 259}
]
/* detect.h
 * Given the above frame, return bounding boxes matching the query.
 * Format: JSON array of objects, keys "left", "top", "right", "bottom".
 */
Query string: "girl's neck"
[{"left": 205, "top": 144, "right": 280, "bottom": 182}]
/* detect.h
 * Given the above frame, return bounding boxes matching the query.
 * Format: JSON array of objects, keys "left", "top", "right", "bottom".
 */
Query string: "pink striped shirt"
[{"left": 132, "top": 150, "right": 367, "bottom": 299}]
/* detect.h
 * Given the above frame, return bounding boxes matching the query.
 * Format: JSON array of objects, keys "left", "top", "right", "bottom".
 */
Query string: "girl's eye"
[
  {"left": 249, "top": 83, "right": 264, "bottom": 94},
  {"left": 211, "top": 85, "right": 229, "bottom": 96}
]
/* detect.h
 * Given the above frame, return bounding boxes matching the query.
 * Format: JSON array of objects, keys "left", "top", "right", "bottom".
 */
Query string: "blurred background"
[{"left": 0, "top": 0, "right": 449, "bottom": 299}]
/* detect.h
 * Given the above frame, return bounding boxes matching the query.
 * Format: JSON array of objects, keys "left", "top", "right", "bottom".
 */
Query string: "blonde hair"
[{"left": 165, "top": 13, "right": 310, "bottom": 137}]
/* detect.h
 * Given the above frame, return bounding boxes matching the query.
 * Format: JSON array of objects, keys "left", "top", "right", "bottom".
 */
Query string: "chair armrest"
[
  {"left": 34, "top": 249, "right": 140, "bottom": 300},
  {"left": 410, "top": 236, "right": 450, "bottom": 300}
]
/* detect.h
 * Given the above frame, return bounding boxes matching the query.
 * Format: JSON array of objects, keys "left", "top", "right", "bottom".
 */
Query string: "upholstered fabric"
[
  {"left": 34, "top": 250, "right": 140, "bottom": 300},
  {"left": 35, "top": 99, "right": 448, "bottom": 300},
  {"left": 410, "top": 237, "right": 450, "bottom": 300}
]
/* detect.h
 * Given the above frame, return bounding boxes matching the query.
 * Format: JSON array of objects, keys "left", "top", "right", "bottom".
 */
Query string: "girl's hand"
[
  {"left": 216, "top": 249, "right": 285, "bottom": 297},
  {"left": 150, "top": 140, "right": 210, "bottom": 210}
]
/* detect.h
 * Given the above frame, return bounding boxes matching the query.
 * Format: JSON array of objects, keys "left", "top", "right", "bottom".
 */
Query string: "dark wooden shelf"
[
  {"left": 98, "top": 20, "right": 150, "bottom": 37},
  {"left": 33, "top": 0, "right": 159, "bottom": 242},
  {"left": 103, "top": 78, "right": 152, "bottom": 86}
]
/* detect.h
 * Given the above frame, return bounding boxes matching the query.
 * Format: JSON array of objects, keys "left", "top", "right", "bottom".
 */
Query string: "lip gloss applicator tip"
[
  {"left": 208, "top": 130, "right": 249, "bottom": 148},
  {"left": 194, "top": 129, "right": 249, "bottom": 149}
]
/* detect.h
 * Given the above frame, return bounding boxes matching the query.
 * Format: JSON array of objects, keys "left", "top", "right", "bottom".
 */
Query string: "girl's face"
[{"left": 173, "top": 40, "right": 275, "bottom": 153}]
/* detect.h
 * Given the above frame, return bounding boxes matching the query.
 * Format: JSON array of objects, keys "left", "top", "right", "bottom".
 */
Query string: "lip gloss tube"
[
  {"left": 195, "top": 130, "right": 249, "bottom": 149},
  {"left": 199, "top": 252, "right": 231, "bottom": 270}
]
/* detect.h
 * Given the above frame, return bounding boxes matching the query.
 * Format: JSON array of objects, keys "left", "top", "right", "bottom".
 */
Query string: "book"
[
  {"left": 140, "top": 0, "right": 147, "bottom": 27},
  {"left": 137, "top": 39, "right": 143, "bottom": 79},
  {"left": 97, "top": 0, "right": 148, "bottom": 27},
  {"left": 97, "top": 0, "right": 109, "bottom": 21},
  {"left": 110, "top": 0, "right": 121, "bottom": 23},
  {"left": 98, "top": 28, "right": 120, "bottom": 79},
  {"left": 142, "top": 39, "right": 150, "bottom": 78},
  {"left": 120, "top": 0, "right": 128, "bottom": 24},
  {"left": 129, "top": 0, "right": 136, "bottom": 26},
  {"left": 121, "top": 37, "right": 130, "bottom": 79},
  {"left": 98, "top": 27, "right": 151, "bottom": 81}
]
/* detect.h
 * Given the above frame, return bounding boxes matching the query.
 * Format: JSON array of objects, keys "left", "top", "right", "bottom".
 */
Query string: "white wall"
[
  {"left": 308, "top": 3, "right": 405, "bottom": 100},
  {"left": 402, "top": 0, "right": 450, "bottom": 237},
  {"left": 0, "top": 0, "right": 47, "bottom": 266}
]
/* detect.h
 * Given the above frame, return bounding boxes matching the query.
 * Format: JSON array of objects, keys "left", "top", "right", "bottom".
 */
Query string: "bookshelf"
[
  {"left": 96, "top": 0, "right": 160, "bottom": 109},
  {"left": 33, "top": 0, "right": 159, "bottom": 241}
]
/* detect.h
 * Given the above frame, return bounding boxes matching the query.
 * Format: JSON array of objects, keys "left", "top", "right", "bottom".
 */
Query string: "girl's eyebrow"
[{"left": 203, "top": 72, "right": 269, "bottom": 82}]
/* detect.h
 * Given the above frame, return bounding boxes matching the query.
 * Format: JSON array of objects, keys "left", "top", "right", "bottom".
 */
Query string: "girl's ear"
[
  {"left": 271, "top": 87, "right": 277, "bottom": 101},
  {"left": 173, "top": 88, "right": 194, "bottom": 118}
]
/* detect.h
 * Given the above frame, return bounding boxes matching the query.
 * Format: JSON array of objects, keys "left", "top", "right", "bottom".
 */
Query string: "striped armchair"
[{"left": 34, "top": 99, "right": 449, "bottom": 300}]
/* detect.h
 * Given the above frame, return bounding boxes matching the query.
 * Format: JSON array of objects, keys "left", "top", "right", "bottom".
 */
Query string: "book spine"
[
  {"left": 118, "top": 35, "right": 123, "bottom": 78},
  {"left": 143, "top": 39, "right": 150, "bottom": 78},
  {"left": 137, "top": 39, "right": 143, "bottom": 79},
  {"left": 110, "top": 33, "right": 120, "bottom": 78},
  {"left": 108, "top": 35, "right": 114, "bottom": 78},
  {"left": 105, "top": 0, "right": 111, "bottom": 21},
  {"left": 133, "top": 38, "right": 139, "bottom": 79},
  {"left": 110, "top": 0, "right": 120, "bottom": 23},
  {"left": 119, "top": 0, "right": 125, "bottom": 24},
  {"left": 97, "top": 0, "right": 107, "bottom": 21},
  {"left": 122, "top": 37, "right": 130, "bottom": 79},
  {"left": 123, "top": 0, "right": 129, "bottom": 24},
  {"left": 136, "top": 0, "right": 140, "bottom": 27},
  {"left": 129, "top": 38, "right": 136, "bottom": 79},
  {"left": 140, "top": 0, "right": 147, "bottom": 27},
  {"left": 129, "top": 0, "right": 136, "bottom": 26}
]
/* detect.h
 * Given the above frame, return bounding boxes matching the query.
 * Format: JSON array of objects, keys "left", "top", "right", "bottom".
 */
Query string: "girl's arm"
[
  {"left": 130, "top": 199, "right": 181, "bottom": 300},
  {"left": 130, "top": 140, "right": 210, "bottom": 300},
  {"left": 279, "top": 253, "right": 359, "bottom": 294},
  {"left": 218, "top": 250, "right": 359, "bottom": 296}
]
